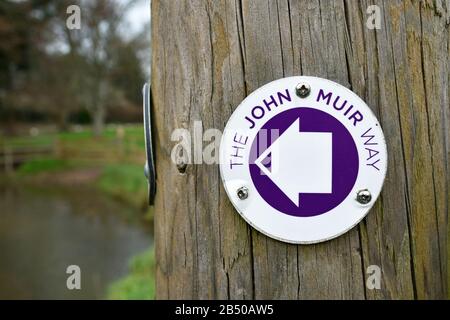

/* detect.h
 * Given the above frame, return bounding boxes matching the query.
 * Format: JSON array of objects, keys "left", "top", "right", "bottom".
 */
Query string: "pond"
[{"left": 0, "top": 184, "right": 153, "bottom": 299}]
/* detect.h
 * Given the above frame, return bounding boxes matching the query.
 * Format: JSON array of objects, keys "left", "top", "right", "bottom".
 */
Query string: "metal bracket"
[{"left": 143, "top": 83, "right": 156, "bottom": 205}]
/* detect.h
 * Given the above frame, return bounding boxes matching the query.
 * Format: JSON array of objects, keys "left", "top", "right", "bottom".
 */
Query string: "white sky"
[
  {"left": 123, "top": 0, "right": 150, "bottom": 35},
  {"left": 124, "top": 0, "right": 151, "bottom": 78}
]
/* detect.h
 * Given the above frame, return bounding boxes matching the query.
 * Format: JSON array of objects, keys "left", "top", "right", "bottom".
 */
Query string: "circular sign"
[{"left": 219, "top": 76, "right": 387, "bottom": 244}]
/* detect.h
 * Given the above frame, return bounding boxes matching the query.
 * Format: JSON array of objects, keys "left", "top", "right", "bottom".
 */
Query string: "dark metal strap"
[{"left": 143, "top": 83, "right": 156, "bottom": 205}]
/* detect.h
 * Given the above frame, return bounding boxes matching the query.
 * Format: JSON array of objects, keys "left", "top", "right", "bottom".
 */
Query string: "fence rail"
[{"left": 0, "top": 143, "right": 56, "bottom": 172}]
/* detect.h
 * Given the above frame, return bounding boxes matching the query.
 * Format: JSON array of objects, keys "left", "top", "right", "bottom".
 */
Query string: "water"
[{"left": 0, "top": 185, "right": 152, "bottom": 299}]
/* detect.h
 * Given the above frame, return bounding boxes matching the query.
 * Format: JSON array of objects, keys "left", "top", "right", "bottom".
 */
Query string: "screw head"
[
  {"left": 356, "top": 189, "right": 372, "bottom": 205},
  {"left": 237, "top": 187, "right": 249, "bottom": 200},
  {"left": 295, "top": 82, "right": 311, "bottom": 98}
]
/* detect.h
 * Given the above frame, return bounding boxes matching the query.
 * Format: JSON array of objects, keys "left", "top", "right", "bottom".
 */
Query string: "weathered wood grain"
[{"left": 151, "top": 0, "right": 449, "bottom": 299}]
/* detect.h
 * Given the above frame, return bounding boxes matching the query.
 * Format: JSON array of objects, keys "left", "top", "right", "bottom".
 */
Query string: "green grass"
[
  {"left": 1, "top": 124, "right": 144, "bottom": 150},
  {"left": 58, "top": 130, "right": 93, "bottom": 141},
  {"left": 0, "top": 134, "right": 55, "bottom": 148},
  {"left": 107, "top": 248, "right": 155, "bottom": 300},
  {"left": 17, "top": 158, "right": 71, "bottom": 174},
  {"left": 1, "top": 124, "right": 153, "bottom": 219},
  {"left": 96, "top": 164, "right": 148, "bottom": 210},
  {"left": 2, "top": 124, "right": 148, "bottom": 209}
]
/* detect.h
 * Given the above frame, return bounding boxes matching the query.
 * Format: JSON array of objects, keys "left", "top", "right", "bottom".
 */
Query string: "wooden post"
[{"left": 151, "top": 0, "right": 449, "bottom": 299}]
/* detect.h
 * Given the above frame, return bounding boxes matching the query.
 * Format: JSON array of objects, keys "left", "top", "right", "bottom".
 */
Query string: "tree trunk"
[
  {"left": 92, "top": 104, "right": 105, "bottom": 137},
  {"left": 57, "top": 109, "right": 69, "bottom": 132},
  {"left": 151, "top": 0, "right": 449, "bottom": 299},
  {"left": 92, "top": 81, "right": 107, "bottom": 137}
]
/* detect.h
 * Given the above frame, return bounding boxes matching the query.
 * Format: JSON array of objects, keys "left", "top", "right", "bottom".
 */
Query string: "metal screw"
[
  {"left": 356, "top": 189, "right": 372, "bottom": 205},
  {"left": 295, "top": 82, "right": 311, "bottom": 98},
  {"left": 237, "top": 187, "right": 249, "bottom": 200}
]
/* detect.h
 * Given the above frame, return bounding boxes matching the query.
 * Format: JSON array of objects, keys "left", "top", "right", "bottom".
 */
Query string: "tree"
[
  {"left": 51, "top": 0, "right": 146, "bottom": 135},
  {"left": 1, "top": 0, "right": 147, "bottom": 133},
  {"left": 0, "top": 0, "right": 54, "bottom": 126}
]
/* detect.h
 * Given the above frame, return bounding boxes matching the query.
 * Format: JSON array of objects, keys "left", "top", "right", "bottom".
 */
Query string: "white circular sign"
[{"left": 219, "top": 76, "right": 387, "bottom": 244}]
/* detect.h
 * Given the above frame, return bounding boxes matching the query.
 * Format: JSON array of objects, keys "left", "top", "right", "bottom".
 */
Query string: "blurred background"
[{"left": 0, "top": 0, "right": 153, "bottom": 299}]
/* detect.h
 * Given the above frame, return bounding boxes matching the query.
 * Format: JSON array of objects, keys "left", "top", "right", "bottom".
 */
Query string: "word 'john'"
[{"left": 245, "top": 89, "right": 292, "bottom": 129}]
